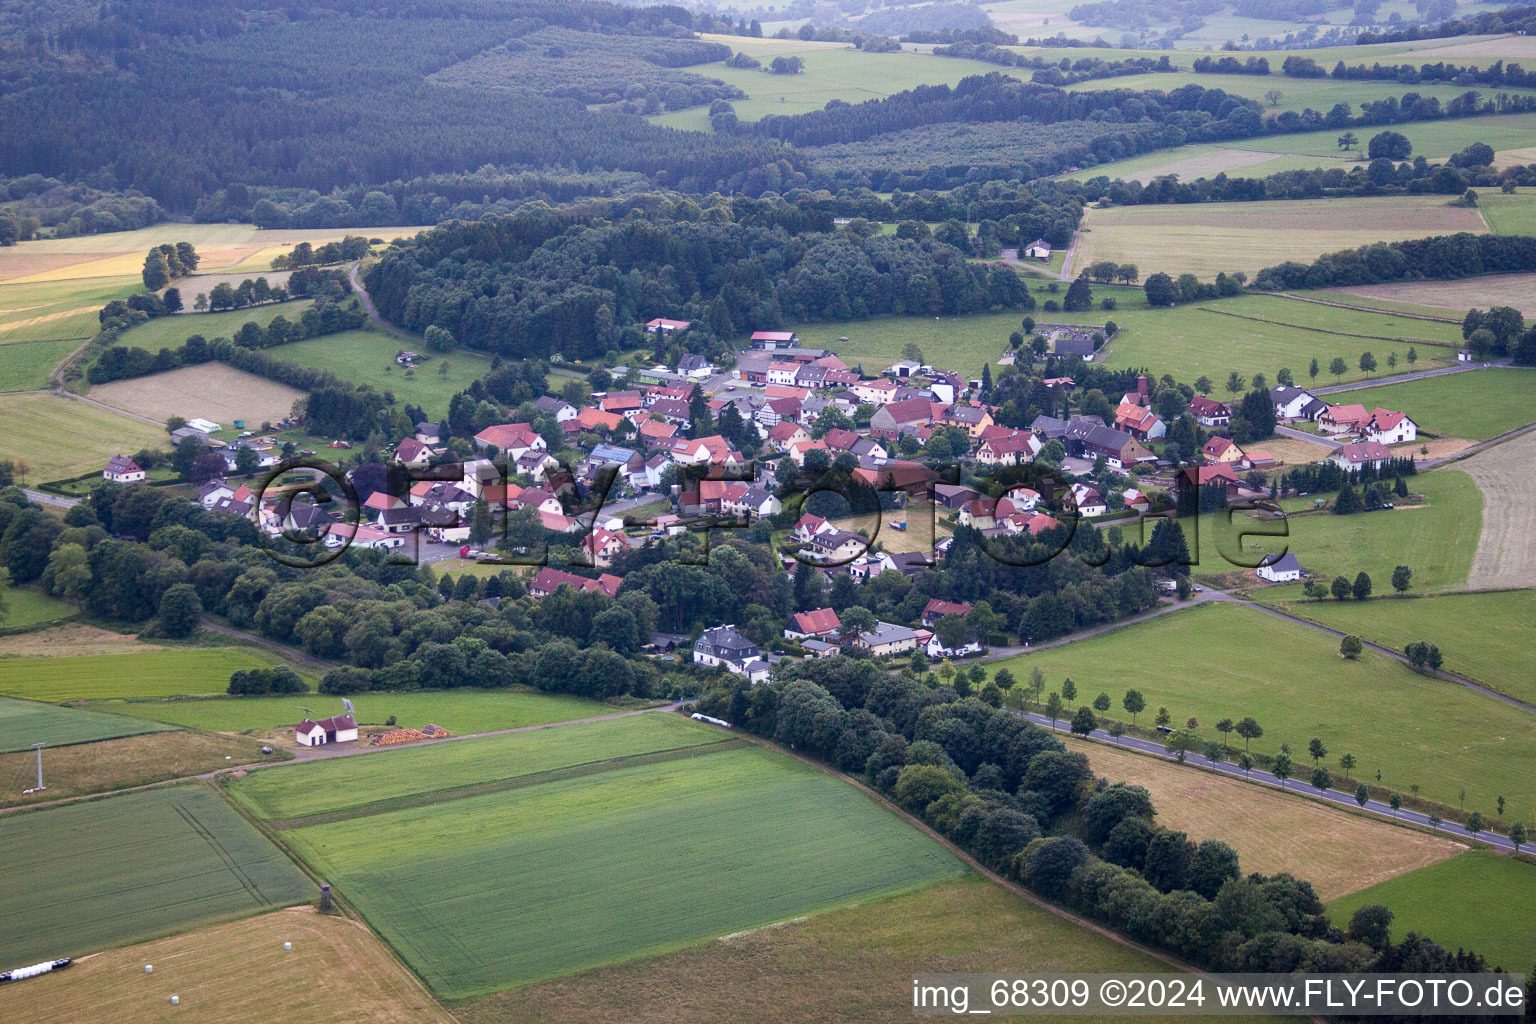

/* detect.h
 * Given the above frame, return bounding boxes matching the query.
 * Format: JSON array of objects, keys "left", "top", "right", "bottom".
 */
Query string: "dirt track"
[{"left": 1461, "top": 428, "right": 1536, "bottom": 590}]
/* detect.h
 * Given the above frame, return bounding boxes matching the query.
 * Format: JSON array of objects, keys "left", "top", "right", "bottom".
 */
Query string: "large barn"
[{"left": 295, "top": 714, "right": 358, "bottom": 746}]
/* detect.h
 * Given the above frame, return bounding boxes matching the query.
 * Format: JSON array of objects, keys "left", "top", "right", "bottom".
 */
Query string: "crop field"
[
  {"left": 1075, "top": 197, "right": 1488, "bottom": 280},
  {"left": 0, "top": 338, "right": 82, "bottom": 390},
  {"left": 1459, "top": 427, "right": 1536, "bottom": 591},
  {"left": 992, "top": 601, "right": 1536, "bottom": 816},
  {"left": 1062, "top": 145, "right": 1285, "bottom": 185},
  {"left": 0, "top": 648, "right": 281, "bottom": 702},
  {"left": 271, "top": 328, "right": 493, "bottom": 417},
  {"left": 1, "top": 907, "right": 455, "bottom": 1024},
  {"left": 282, "top": 739, "right": 961, "bottom": 998},
  {"left": 0, "top": 695, "right": 175, "bottom": 752},
  {"left": 1337, "top": 271, "right": 1536, "bottom": 312},
  {"left": 1328, "top": 852, "right": 1536, "bottom": 971},
  {"left": 0, "top": 277, "right": 136, "bottom": 340},
  {"left": 648, "top": 45, "right": 1012, "bottom": 132},
  {"left": 0, "top": 584, "right": 75, "bottom": 632},
  {"left": 113, "top": 297, "right": 312, "bottom": 353},
  {"left": 1320, "top": 367, "right": 1536, "bottom": 441},
  {"left": 0, "top": 730, "right": 286, "bottom": 809},
  {"left": 227, "top": 711, "right": 707, "bottom": 822},
  {"left": 1258, "top": 590, "right": 1536, "bottom": 705},
  {"left": 0, "top": 392, "right": 166, "bottom": 481},
  {"left": 109, "top": 687, "right": 620, "bottom": 739},
  {"left": 0, "top": 622, "right": 155, "bottom": 657},
  {"left": 0, "top": 785, "right": 314, "bottom": 966},
  {"left": 466, "top": 875, "right": 1201, "bottom": 1024},
  {"left": 1228, "top": 468, "right": 1480, "bottom": 592},
  {"left": 88, "top": 363, "right": 305, "bottom": 428},
  {"left": 1092, "top": 295, "right": 1457, "bottom": 387},
  {"left": 1063, "top": 737, "right": 1461, "bottom": 900}
]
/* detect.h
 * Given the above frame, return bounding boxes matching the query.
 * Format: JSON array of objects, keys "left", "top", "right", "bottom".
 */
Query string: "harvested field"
[
  {"left": 0, "top": 907, "right": 454, "bottom": 1024},
  {"left": 1338, "top": 272, "right": 1536, "bottom": 313},
  {"left": 0, "top": 253, "right": 112, "bottom": 283},
  {"left": 0, "top": 730, "right": 286, "bottom": 809},
  {"left": 1395, "top": 437, "right": 1473, "bottom": 461},
  {"left": 88, "top": 363, "right": 304, "bottom": 428},
  {"left": 1459, "top": 428, "right": 1536, "bottom": 591},
  {"left": 0, "top": 785, "right": 314, "bottom": 967},
  {"left": 1076, "top": 198, "right": 1488, "bottom": 279},
  {"left": 1251, "top": 434, "right": 1334, "bottom": 467},
  {"left": 168, "top": 269, "right": 294, "bottom": 301},
  {"left": 1063, "top": 737, "right": 1461, "bottom": 900},
  {"left": 0, "top": 622, "right": 158, "bottom": 658},
  {"left": 1095, "top": 146, "right": 1277, "bottom": 185}
]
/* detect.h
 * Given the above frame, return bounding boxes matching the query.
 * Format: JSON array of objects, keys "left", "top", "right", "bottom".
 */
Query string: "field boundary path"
[
  {"left": 201, "top": 618, "right": 339, "bottom": 673},
  {"left": 348, "top": 262, "right": 421, "bottom": 343},
  {"left": 1011, "top": 707, "right": 1519, "bottom": 855},
  {"left": 1310, "top": 358, "right": 1511, "bottom": 394}
]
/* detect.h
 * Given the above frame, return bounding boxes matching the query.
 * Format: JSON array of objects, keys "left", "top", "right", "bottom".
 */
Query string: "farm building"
[
  {"left": 296, "top": 714, "right": 358, "bottom": 746},
  {"left": 644, "top": 317, "right": 691, "bottom": 334},
  {"left": 1256, "top": 551, "right": 1306, "bottom": 583},
  {"left": 1024, "top": 239, "right": 1051, "bottom": 259}
]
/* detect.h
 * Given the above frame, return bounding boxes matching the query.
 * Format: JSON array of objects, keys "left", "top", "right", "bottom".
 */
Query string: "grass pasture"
[
  {"left": 1064, "top": 737, "right": 1461, "bottom": 900},
  {"left": 466, "top": 875, "right": 1202, "bottom": 1024},
  {"left": 1460, "top": 427, "right": 1536, "bottom": 590},
  {"left": 0, "top": 648, "right": 280, "bottom": 702},
  {"left": 1319, "top": 367, "right": 1536, "bottom": 441},
  {"left": 991, "top": 601, "right": 1536, "bottom": 817},
  {"left": 1211, "top": 112, "right": 1536, "bottom": 163},
  {"left": 1259, "top": 590, "right": 1536, "bottom": 706},
  {"left": 0, "top": 730, "right": 287, "bottom": 808},
  {"left": 0, "top": 392, "right": 165, "bottom": 481},
  {"left": 1328, "top": 852, "right": 1536, "bottom": 971},
  {"left": 0, "top": 695, "right": 174, "bottom": 753},
  {"left": 1217, "top": 467, "right": 1480, "bottom": 592},
  {"left": 112, "top": 297, "right": 312, "bottom": 354},
  {"left": 1472, "top": 189, "right": 1536, "bottom": 235},
  {"left": 1, "top": 907, "right": 454, "bottom": 1024},
  {"left": 226, "top": 711, "right": 707, "bottom": 822},
  {"left": 109, "top": 687, "right": 621, "bottom": 740},
  {"left": 1076, "top": 197, "right": 1488, "bottom": 280},
  {"left": 281, "top": 737, "right": 961, "bottom": 997},
  {"left": 0, "top": 785, "right": 314, "bottom": 967},
  {"left": 0, "top": 337, "right": 85, "bottom": 391},
  {"left": 0, "top": 584, "right": 75, "bottom": 632},
  {"left": 271, "top": 327, "right": 493, "bottom": 417},
  {"left": 87, "top": 362, "right": 305, "bottom": 429},
  {"left": 0, "top": 277, "right": 137, "bottom": 341}
]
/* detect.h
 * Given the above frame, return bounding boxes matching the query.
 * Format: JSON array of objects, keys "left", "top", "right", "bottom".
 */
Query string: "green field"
[
  {"left": 649, "top": 43, "right": 1011, "bottom": 131},
  {"left": 0, "top": 584, "right": 75, "bottom": 631},
  {"left": 1329, "top": 852, "right": 1536, "bottom": 971},
  {"left": 1216, "top": 112, "right": 1536, "bottom": 161},
  {"left": 0, "top": 694, "right": 175, "bottom": 752},
  {"left": 1258, "top": 590, "right": 1536, "bottom": 706},
  {"left": 0, "top": 392, "right": 166, "bottom": 481},
  {"left": 1321, "top": 367, "right": 1536, "bottom": 440},
  {"left": 0, "top": 276, "right": 138, "bottom": 344},
  {"left": 0, "top": 338, "right": 84, "bottom": 390},
  {"left": 1219, "top": 468, "right": 1479, "bottom": 593},
  {"left": 114, "top": 298, "right": 312, "bottom": 353},
  {"left": 992, "top": 601, "right": 1536, "bottom": 816},
  {"left": 105, "top": 687, "right": 621, "bottom": 738},
  {"left": 272, "top": 327, "right": 493, "bottom": 417},
  {"left": 1472, "top": 189, "right": 1536, "bottom": 235},
  {"left": 0, "top": 648, "right": 281, "bottom": 701},
  {"left": 227, "top": 712, "right": 711, "bottom": 822},
  {"left": 282, "top": 736, "right": 961, "bottom": 997},
  {"left": 0, "top": 785, "right": 314, "bottom": 966}
]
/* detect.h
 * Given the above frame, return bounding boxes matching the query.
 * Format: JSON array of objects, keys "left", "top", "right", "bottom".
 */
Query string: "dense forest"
[{"left": 364, "top": 192, "right": 1043, "bottom": 362}]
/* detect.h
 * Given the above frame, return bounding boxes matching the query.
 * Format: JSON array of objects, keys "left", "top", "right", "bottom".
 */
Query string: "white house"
[
  {"left": 103, "top": 454, "right": 146, "bottom": 484},
  {"left": 1256, "top": 551, "right": 1305, "bottom": 583},
  {"left": 693, "top": 625, "right": 769, "bottom": 682},
  {"left": 926, "top": 634, "right": 983, "bottom": 659},
  {"left": 1024, "top": 238, "right": 1052, "bottom": 259},
  {"left": 1364, "top": 409, "right": 1418, "bottom": 444},
  {"left": 295, "top": 713, "right": 358, "bottom": 746},
  {"left": 1269, "top": 385, "right": 1318, "bottom": 422},
  {"left": 1331, "top": 440, "right": 1393, "bottom": 472}
]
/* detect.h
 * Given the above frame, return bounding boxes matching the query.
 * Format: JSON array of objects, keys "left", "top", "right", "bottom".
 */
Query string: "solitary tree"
[
  {"left": 1331, "top": 576, "right": 1352, "bottom": 600},
  {"left": 1511, "top": 821, "right": 1528, "bottom": 852},
  {"left": 1406, "top": 346, "right": 1417, "bottom": 365},
  {"left": 1309, "top": 737, "right": 1327, "bottom": 766},
  {"left": 1215, "top": 717, "right": 1234, "bottom": 752},
  {"left": 1392, "top": 565, "right": 1413, "bottom": 595},
  {"left": 1356, "top": 782, "right": 1369, "bottom": 807},
  {"left": 1353, "top": 571, "right": 1373, "bottom": 600},
  {"left": 1235, "top": 716, "right": 1262, "bottom": 751},
  {"left": 1070, "top": 705, "right": 1098, "bottom": 737},
  {"left": 1273, "top": 752, "right": 1293, "bottom": 788},
  {"left": 1107, "top": 720, "right": 1126, "bottom": 744},
  {"left": 1339, "top": 752, "right": 1357, "bottom": 780},
  {"left": 1239, "top": 752, "right": 1254, "bottom": 774},
  {"left": 1329, "top": 357, "right": 1347, "bottom": 381},
  {"left": 1122, "top": 689, "right": 1145, "bottom": 725},
  {"left": 1045, "top": 691, "right": 1064, "bottom": 728},
  {"left": 1061, "top": 677, "right": 1077, "bottom": 707},
  {"left": 1312, "top": 766, "right": 1333, "bottom": 792},
  {"left": 1225, "top": 371, "right": 1246, "bottom": 395},
  {"left": 1309, "top": 357, "right": 1319, "bottom": 381},
  {"left": 1093, "top": 692, "right": 1111, "bottom": 713},
  {"left": 1389, "top": 792, "right": 1403, "bottom": 817},
  {"left": 1155, "top": 706, "right": 1171, "bottom": 729},
  {"left": 1466, "top": 811, "right": 1484, "bottom": 836},
  {"left": 1340, "top": 634, "right": 1363, "bottom": 659},
  {"left": 1265, "top": 88, "right": 1284, "bottom": 106},
  {"left": 1359, "top": 351, "right": 1377, "bottom": 376}
]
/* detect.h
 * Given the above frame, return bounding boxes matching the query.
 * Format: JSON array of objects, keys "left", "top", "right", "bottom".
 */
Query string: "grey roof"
[
  {"left": 534, "top": 396, "right": 572, "bottom": 415},
  {"left": 589, "top": 444, "right": 639, "bottom": 466},
  {"left": 860, "top": 621, "right": 920, "bottom": 647},
  {"left": 678, "top": 353, "right": 710, "bottom": 371},
  {"left": 1030, "top": 414, "right": 1070, "bottom": 438},
  {"left": 1260, "top": 551, "right": 1304, "bottom": 573},
  {"left": 1054, "top": 333, "right": 1097, "bottom": 357},
  {"left": 1270, "top": 384, "right": 1314, "bottom": 405}
]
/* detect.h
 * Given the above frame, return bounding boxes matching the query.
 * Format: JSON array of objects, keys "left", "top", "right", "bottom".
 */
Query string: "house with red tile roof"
[{"left": 785, "top": 607, "right": 841, "bottom": 639}]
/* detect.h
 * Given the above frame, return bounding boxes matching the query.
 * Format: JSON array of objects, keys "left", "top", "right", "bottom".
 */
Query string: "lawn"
[
  {"left": 0, "top": 694, "right": 175, "bottom": 752},
  {"left": 1256, "top": 589, "right": 1536, "bottom": 706},
  {"left": 0, "top": 730, "right": 287, "bottom": 809},
  {"left": 226, "top": 711, "right": 710, "bottom": 822},
  {"left": 464, "top": 875, "right": 1207, "bottom": 1024},
  {"left": 107, "top": 687, "right": 621, "bottom": 739},
  {"left": 1075, "top": 197, "right": 1488, "bottom": 280},
  {"left": 0, "top": 584, "right": 75, "bottom": 632},
  {"left": 1092, "top": 294, "right": 1458, "bottom": 388},
  {"left": 0, "top": 392, "right": 166, "bottom": 482},
  {"left": 1328, "top": 851, "right": 1536, "bottom": 971},
  {"left": 282, "top": 740, "right": 962, "bottom": 997},
  {"left": 0, "top": 648, "right": 281, "bottom": 701},
  {"left": 1320, "top": 367, "right": 1536, "bottom": 440},
  {"left": 1209, "top": 467, "right": 1480, "bottom": 592},
  {"left": 0, "top": 907, "right": 456, "bottom": 1024},
  {"left": 989, "top": 601, "right": 1536, "bottom": 817},
  {"left": 0, "top": 785, "right": 314, "bottom": 968},
  {"left": 1063, "top": 736, "right": 1461, "bottom": 900},
  {"left": 273, "top": 327, "right": 494, "bottom": 418},
  {"left": 88, "top": 362, "right": 305, "bottom": 429},
  {"left": 113, "top": 298, "right": 313, "bottom": 353}
]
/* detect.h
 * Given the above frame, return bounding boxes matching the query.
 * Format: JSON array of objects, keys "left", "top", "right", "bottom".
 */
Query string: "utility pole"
[{"left": 31, "top": 743, "right": 43, "bottom": 790}]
